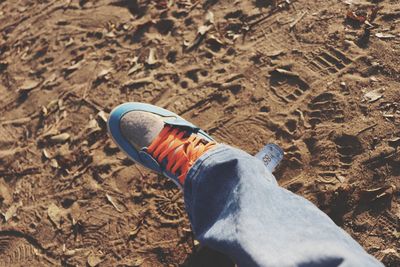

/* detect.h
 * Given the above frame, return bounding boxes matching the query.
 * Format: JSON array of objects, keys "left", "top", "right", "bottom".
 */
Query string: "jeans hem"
[{"left": 183, "top": 144, "right": 231, "bottom": 214}]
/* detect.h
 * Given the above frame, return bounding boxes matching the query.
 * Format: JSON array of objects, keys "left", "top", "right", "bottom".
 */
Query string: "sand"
[{"left": 0, "top": 0, "right": 399, "bottom": 266}]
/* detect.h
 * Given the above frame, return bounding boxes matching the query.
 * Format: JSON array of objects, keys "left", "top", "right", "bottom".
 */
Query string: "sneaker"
[{"left": 107, "top": 102, "right": 216, "bottom": 187}]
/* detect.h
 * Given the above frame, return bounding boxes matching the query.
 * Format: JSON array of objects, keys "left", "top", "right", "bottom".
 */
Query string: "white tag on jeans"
[{"left": 255, "top": 144, "right": 284, "bottom": 172}]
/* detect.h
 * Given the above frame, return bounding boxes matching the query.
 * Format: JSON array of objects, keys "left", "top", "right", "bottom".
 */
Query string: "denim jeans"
[{"left": 184, "top": 144, "right": 383, "bottom": 267}]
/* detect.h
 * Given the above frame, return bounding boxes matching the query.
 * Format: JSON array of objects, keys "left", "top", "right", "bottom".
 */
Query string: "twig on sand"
[
  {"left": 357, "top": 123, "right": 378, "bottom": 136},
  {"left": 249, "top": 0, "right": 298, "bottom": 29},
  {"left": 188, "top": 0, "right": 200, "bottom": 12},
  {"left": 290, "top": 11, "right": 307, "bottom": 30}
]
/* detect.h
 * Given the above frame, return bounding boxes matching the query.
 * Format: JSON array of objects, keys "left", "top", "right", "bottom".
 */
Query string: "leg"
[
  {"left": 108, "top": 103, "right": 383, "bottom": 267},
  {"left": 184, "top": 144, "right": 383, "bottom": 267}
]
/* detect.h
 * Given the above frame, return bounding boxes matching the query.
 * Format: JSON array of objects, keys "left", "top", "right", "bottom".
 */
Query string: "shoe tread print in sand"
[{"left": 0, "top": 230, "right": 58, "bottom": 267}]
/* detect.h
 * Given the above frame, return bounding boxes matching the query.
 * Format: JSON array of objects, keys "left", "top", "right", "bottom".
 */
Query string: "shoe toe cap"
[{"left": 120, "top": 111, "right": 164, "bottom": 149}]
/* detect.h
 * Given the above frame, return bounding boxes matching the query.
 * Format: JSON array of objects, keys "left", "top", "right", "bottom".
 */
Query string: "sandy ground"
[{"left": 0, "top": 0, "right": 399, "bottom": 266}]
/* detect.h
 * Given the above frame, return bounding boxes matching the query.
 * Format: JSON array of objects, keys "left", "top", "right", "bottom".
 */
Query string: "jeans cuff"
[{"left": 183, "top": 144, "right": 231, "bottom": 215}]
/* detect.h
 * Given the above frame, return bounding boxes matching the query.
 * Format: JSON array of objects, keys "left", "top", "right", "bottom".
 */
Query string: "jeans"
[{"left": 184, "top": 144, "right": 383, "bottom": 267}]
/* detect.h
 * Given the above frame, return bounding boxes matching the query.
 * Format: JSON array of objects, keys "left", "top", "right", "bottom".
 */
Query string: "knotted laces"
[{"left": 147, "top": 125, "right": 216, "bottom": 184}]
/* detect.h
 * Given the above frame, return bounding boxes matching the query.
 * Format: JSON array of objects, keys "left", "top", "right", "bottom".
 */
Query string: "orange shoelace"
[{"left": 147, "top": 125, "right": 216, "bottom": 185}]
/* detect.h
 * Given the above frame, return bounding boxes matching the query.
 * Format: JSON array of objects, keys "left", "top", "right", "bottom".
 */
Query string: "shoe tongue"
[{"left": 120, "top": 111, "right": 165, "bottom": 149}]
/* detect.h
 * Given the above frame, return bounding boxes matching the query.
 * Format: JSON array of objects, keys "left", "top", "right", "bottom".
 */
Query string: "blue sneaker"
[{"left": 107, "top": 102, "right": 216, "bottom": 187}]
